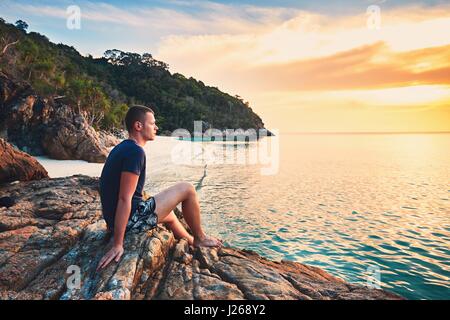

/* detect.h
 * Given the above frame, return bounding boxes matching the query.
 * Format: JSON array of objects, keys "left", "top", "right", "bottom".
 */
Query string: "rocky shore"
[
  {"left": 0, "top": 71, "right": 118, "bottom": 163},
  {"left": 0, "top": 174, "right": 403, "bottom": 300}
]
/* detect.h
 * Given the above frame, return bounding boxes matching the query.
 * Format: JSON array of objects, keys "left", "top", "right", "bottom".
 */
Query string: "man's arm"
[{"left": 97, "top": 172, "right": 139, "bottom": 270}]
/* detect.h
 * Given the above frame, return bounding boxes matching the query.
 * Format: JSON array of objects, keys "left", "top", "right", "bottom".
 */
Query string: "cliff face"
[
  {"left": 0, "top": 72, "right": 113, "bottom": 163},
  {"left": 0, "top": 175, "right": 403, "bottom": 300}
]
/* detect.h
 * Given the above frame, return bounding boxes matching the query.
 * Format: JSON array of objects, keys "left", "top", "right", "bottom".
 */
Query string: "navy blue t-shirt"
[{"left": 99, "top": 139, "right": 146, "bottom": 230}]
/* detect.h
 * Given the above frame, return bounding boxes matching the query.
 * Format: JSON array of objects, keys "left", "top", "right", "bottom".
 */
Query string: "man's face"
[{"left": 139, "top": 112, "right": 158, "bottom": 141}]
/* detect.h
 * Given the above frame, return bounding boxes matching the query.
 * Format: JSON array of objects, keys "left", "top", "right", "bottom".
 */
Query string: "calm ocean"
[{"left": 38, "top": 133, "right": 450, "bottom": 299}]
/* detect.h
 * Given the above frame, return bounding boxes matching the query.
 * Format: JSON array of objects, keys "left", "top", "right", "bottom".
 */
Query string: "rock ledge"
[{"left": 0, "top": 175, "right": 403, "bottom": 300}]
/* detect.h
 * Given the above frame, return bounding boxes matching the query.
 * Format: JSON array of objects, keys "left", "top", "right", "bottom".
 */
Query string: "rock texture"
[
  {"left": 0, "top": 138, "right": 49, "bottom": 183},
  {"left": 98, "top": 130, "right": 121, "bottom": 149},
  {"left": 40, "top": 105, "right": 108, "bottom": 162},
  {"left": 0, "top": 175, "right": 403, "bottom": 300},
  {"left": 0, "top": 71, "right": 113, "bottom": 162}
]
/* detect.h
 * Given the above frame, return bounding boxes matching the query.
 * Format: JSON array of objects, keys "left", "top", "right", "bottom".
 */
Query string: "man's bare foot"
[{"left": 193, "top": 235, "right": 223, "bottom": 248}]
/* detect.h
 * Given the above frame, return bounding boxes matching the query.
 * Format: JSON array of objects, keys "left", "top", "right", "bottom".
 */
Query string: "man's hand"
[{"left": 96, "top": 245, "right": 124, "bottom": 271}]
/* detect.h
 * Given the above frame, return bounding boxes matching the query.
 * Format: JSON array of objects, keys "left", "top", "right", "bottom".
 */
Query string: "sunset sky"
[{"left": 1, "top": 0, "right": 449, "bottom": 132}]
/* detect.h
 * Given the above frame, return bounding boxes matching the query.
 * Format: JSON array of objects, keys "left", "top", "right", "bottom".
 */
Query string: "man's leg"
[
  {"left": 159, "top": 211, "right": 194, "bottom": 245},
  {"left": 153, "top": 182, "right": 221, "bottom": 247}
]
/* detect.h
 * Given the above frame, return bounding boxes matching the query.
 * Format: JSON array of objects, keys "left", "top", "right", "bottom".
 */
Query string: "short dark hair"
[{"left": 125, "top": 105, "right": 154, "bottom": 132}]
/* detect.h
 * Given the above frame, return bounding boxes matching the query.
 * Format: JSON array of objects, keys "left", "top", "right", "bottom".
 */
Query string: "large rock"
[
  {"left": 0, "top": 72, "right": 111, "bottom": 162},
  {"left": 98, "top": 130, "right": 121, "bottom": 149},
  {"left": 0, "top": 138, "right": 48, "bottom": 183},
  {"left": 40, "top": 105, "right": 108, "bottom": 163},
  {"left": 0, "top": 176, "right": 403, "bottom": 300}
]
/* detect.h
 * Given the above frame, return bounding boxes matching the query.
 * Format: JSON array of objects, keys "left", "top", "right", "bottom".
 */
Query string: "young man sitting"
[{"left": 97, "top": 105, "right": 222, "bottom": 270}]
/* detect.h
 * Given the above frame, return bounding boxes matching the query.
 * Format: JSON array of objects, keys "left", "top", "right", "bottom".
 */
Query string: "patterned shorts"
[{"left": 126, "top": 196, "right": 159, "bottom": 233}]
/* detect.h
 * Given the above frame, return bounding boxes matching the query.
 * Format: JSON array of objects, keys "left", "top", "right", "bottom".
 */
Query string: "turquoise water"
[{"left": 144, "top": 133, "right": 450, "bottom": 300}]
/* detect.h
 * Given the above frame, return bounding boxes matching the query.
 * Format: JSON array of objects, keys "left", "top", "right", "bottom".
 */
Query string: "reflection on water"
[{"left": 146, "top": 134, "right": 450, "bottom": 300}]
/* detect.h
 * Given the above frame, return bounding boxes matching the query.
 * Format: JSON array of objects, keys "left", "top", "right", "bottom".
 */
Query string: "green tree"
[
  {"left": 15, "top": 20, "right": 28, "bottom": 31},
  {"left": 102, "top": 102, "right": 128, "bottom": 130}
]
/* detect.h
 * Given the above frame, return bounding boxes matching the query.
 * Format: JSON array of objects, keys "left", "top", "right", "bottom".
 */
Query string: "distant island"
[{"left": 0, "top": 17, "right": 266, "bottom": 135}]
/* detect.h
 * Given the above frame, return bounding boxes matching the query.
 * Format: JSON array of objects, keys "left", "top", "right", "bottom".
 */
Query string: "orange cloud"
[
  {"left": 241, "top": 42, "right": 450, "bottom": 91},
  {"left": 156, "top": 5, "right": 450, "bottom": 98}
]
